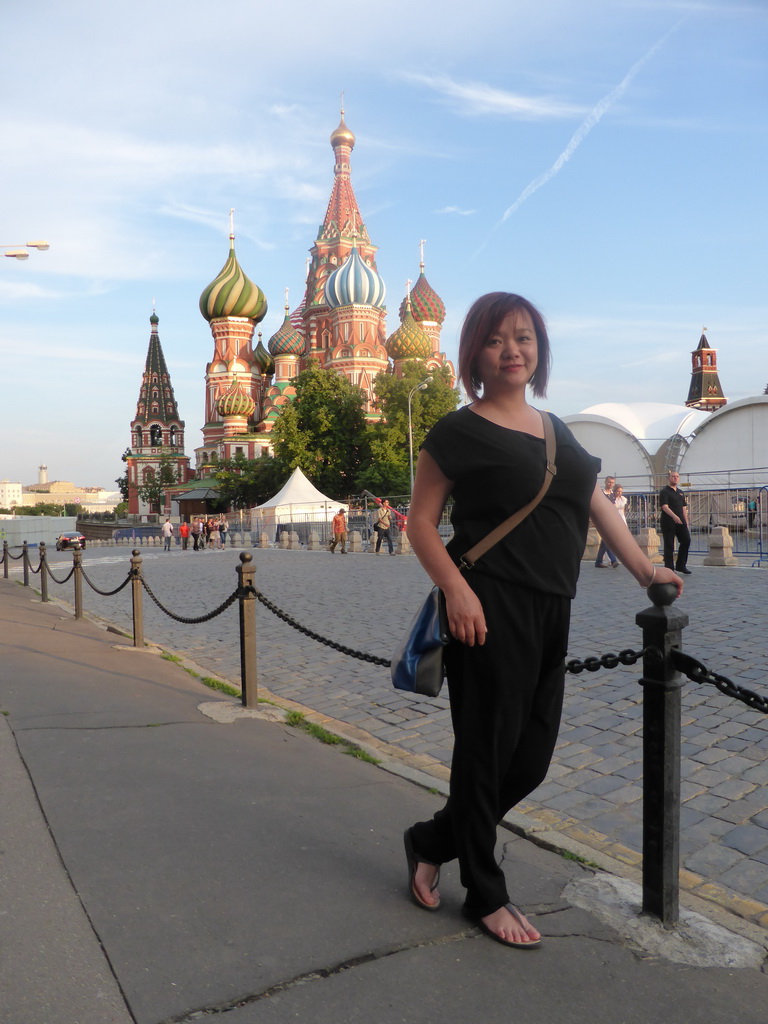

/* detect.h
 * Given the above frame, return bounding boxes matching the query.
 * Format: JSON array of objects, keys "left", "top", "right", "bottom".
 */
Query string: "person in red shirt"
[
  {"left": 178, "top": 520, "right": 191, "bottom": 551},
  {"left": 329, "top": 509, "right": 347, "bottom": 553}
]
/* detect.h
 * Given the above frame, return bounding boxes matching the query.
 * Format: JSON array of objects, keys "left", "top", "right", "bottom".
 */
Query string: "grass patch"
[
  {"left": 561, "top": 849, "right": 601, "bottom": 869},
  {"left": 160, "top": 650, "right": 240, "bottom": 697},
  {"left": 285, "top": 711, "right": 380, "bottom": 764},
  {"left": 201, "top": 676, "right": 241, "bottom": 697}
]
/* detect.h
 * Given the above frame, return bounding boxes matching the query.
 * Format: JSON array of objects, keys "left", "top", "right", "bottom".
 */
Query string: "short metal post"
[
  {"left": 636, "top": 581, "right": 689, "bottom": 927},
  {"left": 23, "top": 541, "right": 29, "bottom": 587},
  {"left": 39, "top": 542, "right": 49, "bottom": 602},
  {"left": 130, "top": 550, "right": 144, "bottom": 648},
  {"left": 72, "top": 548, "right": 83, "bottom": 619},
  {"left": 237, "top": 552, "right": 258, "bottom": 708},
  {"left": 3, "top": 540, "right": 8, "bottom": 579}
]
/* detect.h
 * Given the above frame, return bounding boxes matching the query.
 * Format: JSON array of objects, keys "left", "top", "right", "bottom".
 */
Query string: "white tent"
[{"left": 250, "top": 467, "right": 346, "bottom": 541}]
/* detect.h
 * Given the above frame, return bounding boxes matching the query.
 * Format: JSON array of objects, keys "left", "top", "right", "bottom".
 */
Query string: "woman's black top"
[{"left": 421, "top": 406, "right": 601, "bottom": 599}]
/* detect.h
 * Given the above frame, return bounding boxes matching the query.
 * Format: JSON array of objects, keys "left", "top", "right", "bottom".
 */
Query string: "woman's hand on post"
[{"left": 653, "top": 566, "right": 684, "bottom": 596}]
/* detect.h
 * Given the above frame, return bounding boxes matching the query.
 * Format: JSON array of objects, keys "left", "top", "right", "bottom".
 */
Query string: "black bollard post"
[
  {"left": 72, "top": 548, "right": 83, "bottom": 619},
  {"left": 636, "top": 581, "right": 689, "bottom": 927},
  {"left": 130, "top": 550, "right": 144, "bottom": 648},
  {"left": 2, "top": 540, "right": 8, "bottom": 579},
  {"left": 237, "top": 552, "right": 258, "bottom": 708},
  {"left": 39, "top": 542, "right": 49, "bottom": 603},
  {"left": 23, "top": 541, "right": 29, "bottom": 587}
]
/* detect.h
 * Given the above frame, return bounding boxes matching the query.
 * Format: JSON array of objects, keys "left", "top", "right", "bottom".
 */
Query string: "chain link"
[
  {"left": 43, "top": 560, "right": 75, "bottom": 585},
  {"left": 243, "top": 584, "right": 392, "bottom": 667},
  {"left": 670, "top": 650, "right": 768, "bottom": 714},
  {"left": 5, "top": 549, "right": 25, "bottom": 560},
  {"left": 139, "top": 573, "right": 240, "bottom": 624},
  {"left": 566, "top": 647, "right": 649, "bottom": 675},
  {"left": 80, "top": 565, "right": 133, "bottom": 597}
]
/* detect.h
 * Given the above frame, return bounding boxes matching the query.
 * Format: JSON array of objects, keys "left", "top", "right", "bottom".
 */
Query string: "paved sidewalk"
[
  {"left": 3, "top": 577, "right": 768, "bottom": 1024},
  {"left": 10, "top": 543, "right": 768, "bottom": 927}
]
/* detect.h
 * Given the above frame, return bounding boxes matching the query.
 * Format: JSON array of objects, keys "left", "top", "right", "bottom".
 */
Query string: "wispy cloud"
[
  {"left": 435, "top": 206, "right": 476, "bottom": 216},
  {"left": 400, "top": 72, "right": 586, "bottom": 119}
]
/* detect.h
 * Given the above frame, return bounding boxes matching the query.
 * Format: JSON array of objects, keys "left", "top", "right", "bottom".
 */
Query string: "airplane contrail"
[{"left": 495, "top": 18, "right": 687, "bottom": 229}]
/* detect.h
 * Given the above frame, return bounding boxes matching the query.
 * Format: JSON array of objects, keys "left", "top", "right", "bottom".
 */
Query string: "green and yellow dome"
[
  {"left": 216, "top": 377, "right": 256, "bottom": 419},
  {"left": 386, "top": 300, "right": 431, "bottom": 361},
  {"left": 199, "top": 236, "right": 268, "bottom": 324}
]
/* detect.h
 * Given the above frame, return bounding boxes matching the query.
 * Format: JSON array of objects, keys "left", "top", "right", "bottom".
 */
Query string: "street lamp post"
[
  {"left": 408, "top": 375, "right": 433, "bottom": 496},
  {"left": 2, "top": 241, "right": 50, "bottom": 261}
]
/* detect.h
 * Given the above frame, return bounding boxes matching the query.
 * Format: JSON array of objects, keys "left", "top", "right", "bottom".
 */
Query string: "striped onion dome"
[
  {"left": 216, "top": 377, "right": 256, "bottom": 419},
  {"left": 386, "top": 300, "right": 431, "bottom": 361},
  {"left": 199, "top": 236, "right": 268, "bottom": 324},
  {"left": 324, "top": 246, "right": 386, "bottom": 309},
  {"left": 254, "top": 335, "right": 275, "bottom": 376},
  {"left": 268, "top": 307, "right": 305, "bottom": 357},
  {"left": 398, "top": 270, "right": 445, "bottom": 325}
]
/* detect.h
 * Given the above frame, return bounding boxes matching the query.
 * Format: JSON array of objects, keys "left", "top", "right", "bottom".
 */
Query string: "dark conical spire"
[
  {"left": 133, "top": 312, "right": 182, "bottom": 426},
  {"left": 685, "top": 329, "right": 727, "bottom": 412}
]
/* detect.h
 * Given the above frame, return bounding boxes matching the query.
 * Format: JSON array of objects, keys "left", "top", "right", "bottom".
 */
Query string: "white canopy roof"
[
  {"left": 574, "top": 402, "right": 710, "bottom": 455},
  {"left": 252, "top": 467, "right": 346, "bottom": 519}
]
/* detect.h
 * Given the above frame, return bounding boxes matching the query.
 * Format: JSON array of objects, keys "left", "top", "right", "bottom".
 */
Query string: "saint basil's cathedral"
[{"left": 124, "top": 112, "right": 454, "bottom": 513}]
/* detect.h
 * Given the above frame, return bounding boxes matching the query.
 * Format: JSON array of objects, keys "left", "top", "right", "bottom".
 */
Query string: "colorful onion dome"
[
  {"left": 399, "top": 270, "right": 445, "bottom": 325},
  {"left": 268, "top": 307, "right": 305, "bottom": 357},
  {"left": 324, "top": 246, "right": 386, "bottom": 309},
  {"left": 254, "top": 335, "right": 275, "bottom": 376},
  {"left": 330, "top": 110, "right": 355, "bottom": 150},
  {"left": 216, "top": 377, "right": 256, "bottom": 419},
  {"left": 386, "top": 300, "right": 431, "bottom": 361},
  {"left": 199, "top": 235, "right": 268, "bottom": 324}
]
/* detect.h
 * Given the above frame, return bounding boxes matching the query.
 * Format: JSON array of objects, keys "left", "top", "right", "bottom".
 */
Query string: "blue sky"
[{"left": 1, "top": 0, "right": 766, "bottom": 490}]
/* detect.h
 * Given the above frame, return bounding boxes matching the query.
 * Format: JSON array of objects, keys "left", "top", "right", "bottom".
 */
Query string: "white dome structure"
[
  {"left": 562, "top": 403, "right": 710, "bottom": 490},
  {"left": 679, "top": 397, "right": 768, "bottom": 488}
]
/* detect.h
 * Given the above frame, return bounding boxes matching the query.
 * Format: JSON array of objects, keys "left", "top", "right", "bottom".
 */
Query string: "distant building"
[{"left": 0, "top": 480, "right": 22, "bottom": 509}]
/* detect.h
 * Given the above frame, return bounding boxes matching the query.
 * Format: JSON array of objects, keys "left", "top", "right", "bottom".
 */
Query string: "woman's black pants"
[{"left": 409, "top": 574, "right": 570, "bottom": 918}]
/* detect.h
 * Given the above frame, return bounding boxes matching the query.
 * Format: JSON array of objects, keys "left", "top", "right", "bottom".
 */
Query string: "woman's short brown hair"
[{"left": 457, "top": 292, "right": 551, "bottom": 401}]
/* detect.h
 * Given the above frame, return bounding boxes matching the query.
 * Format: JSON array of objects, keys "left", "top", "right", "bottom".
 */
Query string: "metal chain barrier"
[
  {"left": 139, "top": 572, "right": 240, "bottom": 625},
  {"left": 243, "top": 584, "right": 392, "bottom": 667},
  {"left": 670, "top": 649, "right": 768, "bottom": 714},
  {"left": 566, "top": 647, "right": 649, "bottom": 675},
  {"left": 80, "top": 565, "right": 133, "bottom": 597},
  {"left": 6, "top": 549, "right": 25, "bottom": 560},
  {"left": 43, "top": 560, "right": 76, "bottom": 585}
]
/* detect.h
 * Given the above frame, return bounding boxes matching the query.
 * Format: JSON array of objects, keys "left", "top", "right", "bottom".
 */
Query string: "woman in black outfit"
[{"left": 405, "top": 292, "right": 682, "bottom": 949}]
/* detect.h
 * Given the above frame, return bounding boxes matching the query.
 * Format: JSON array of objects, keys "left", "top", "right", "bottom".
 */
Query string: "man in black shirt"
[{"left": 659, "top": 471, "right": 691, "bottom": 574}]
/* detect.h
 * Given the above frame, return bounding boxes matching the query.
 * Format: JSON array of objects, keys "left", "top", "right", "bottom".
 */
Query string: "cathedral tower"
[
  {"left": 126, "top": 312, "right": 190, "bottom": 514},
  {"left": 196, "top": 216, "right": 272, "bottom": 471}
]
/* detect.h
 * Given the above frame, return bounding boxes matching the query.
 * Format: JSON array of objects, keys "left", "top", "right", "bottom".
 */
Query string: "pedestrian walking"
[
  {"left": 329, "top": 509, "right": 348, "bottom": 553},
  {"left": 375, "top": 500, "right": 395, "bottom": 555},
  {"left": 403, "top": 291, "right": 683, "bottom": 949},
  {"left": 161, "top": 517, "right": 174, "bottom": 552},
  {"left": 179, "top": 520, "right": 191, "bottom": 550},
  {"left": 594, "top": 476, "right": 619, "bottom": 568},
  {"left": 219, "top": 517, "right": 228, "bottom": 548}
]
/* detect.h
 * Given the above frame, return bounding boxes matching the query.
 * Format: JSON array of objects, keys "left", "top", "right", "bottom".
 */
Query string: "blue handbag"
[
  {"left": 391, "top": 587, "right": 449, "bottom": 697},
  {"left": 391, "top": 412, "right": 556, "bottom": 699}
]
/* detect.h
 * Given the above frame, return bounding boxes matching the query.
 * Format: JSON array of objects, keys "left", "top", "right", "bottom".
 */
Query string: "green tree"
[
  {"left": 356, "top": 361, "right": 459, "bottom": 495},
  {"left": 271, "top": 364, "right": 370, "bottom": 499},
  {"left": 213, "top": 451, "right": 281, "bottom": 510},
  {"left": 137, "top": 450, "right": 180, "bottom": 513},
  {"left": 115, "top": 448, "right": 132, "bottom": 503}
]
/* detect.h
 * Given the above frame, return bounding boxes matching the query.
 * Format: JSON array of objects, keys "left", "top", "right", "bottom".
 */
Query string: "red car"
[{"left": 55, "top": 532, "right": 87, "bottom": 551}]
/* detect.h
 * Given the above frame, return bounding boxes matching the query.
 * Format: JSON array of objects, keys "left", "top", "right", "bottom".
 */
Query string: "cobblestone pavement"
[{"left": 28, "top": 541, "right": 768, "bottom": 924}]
